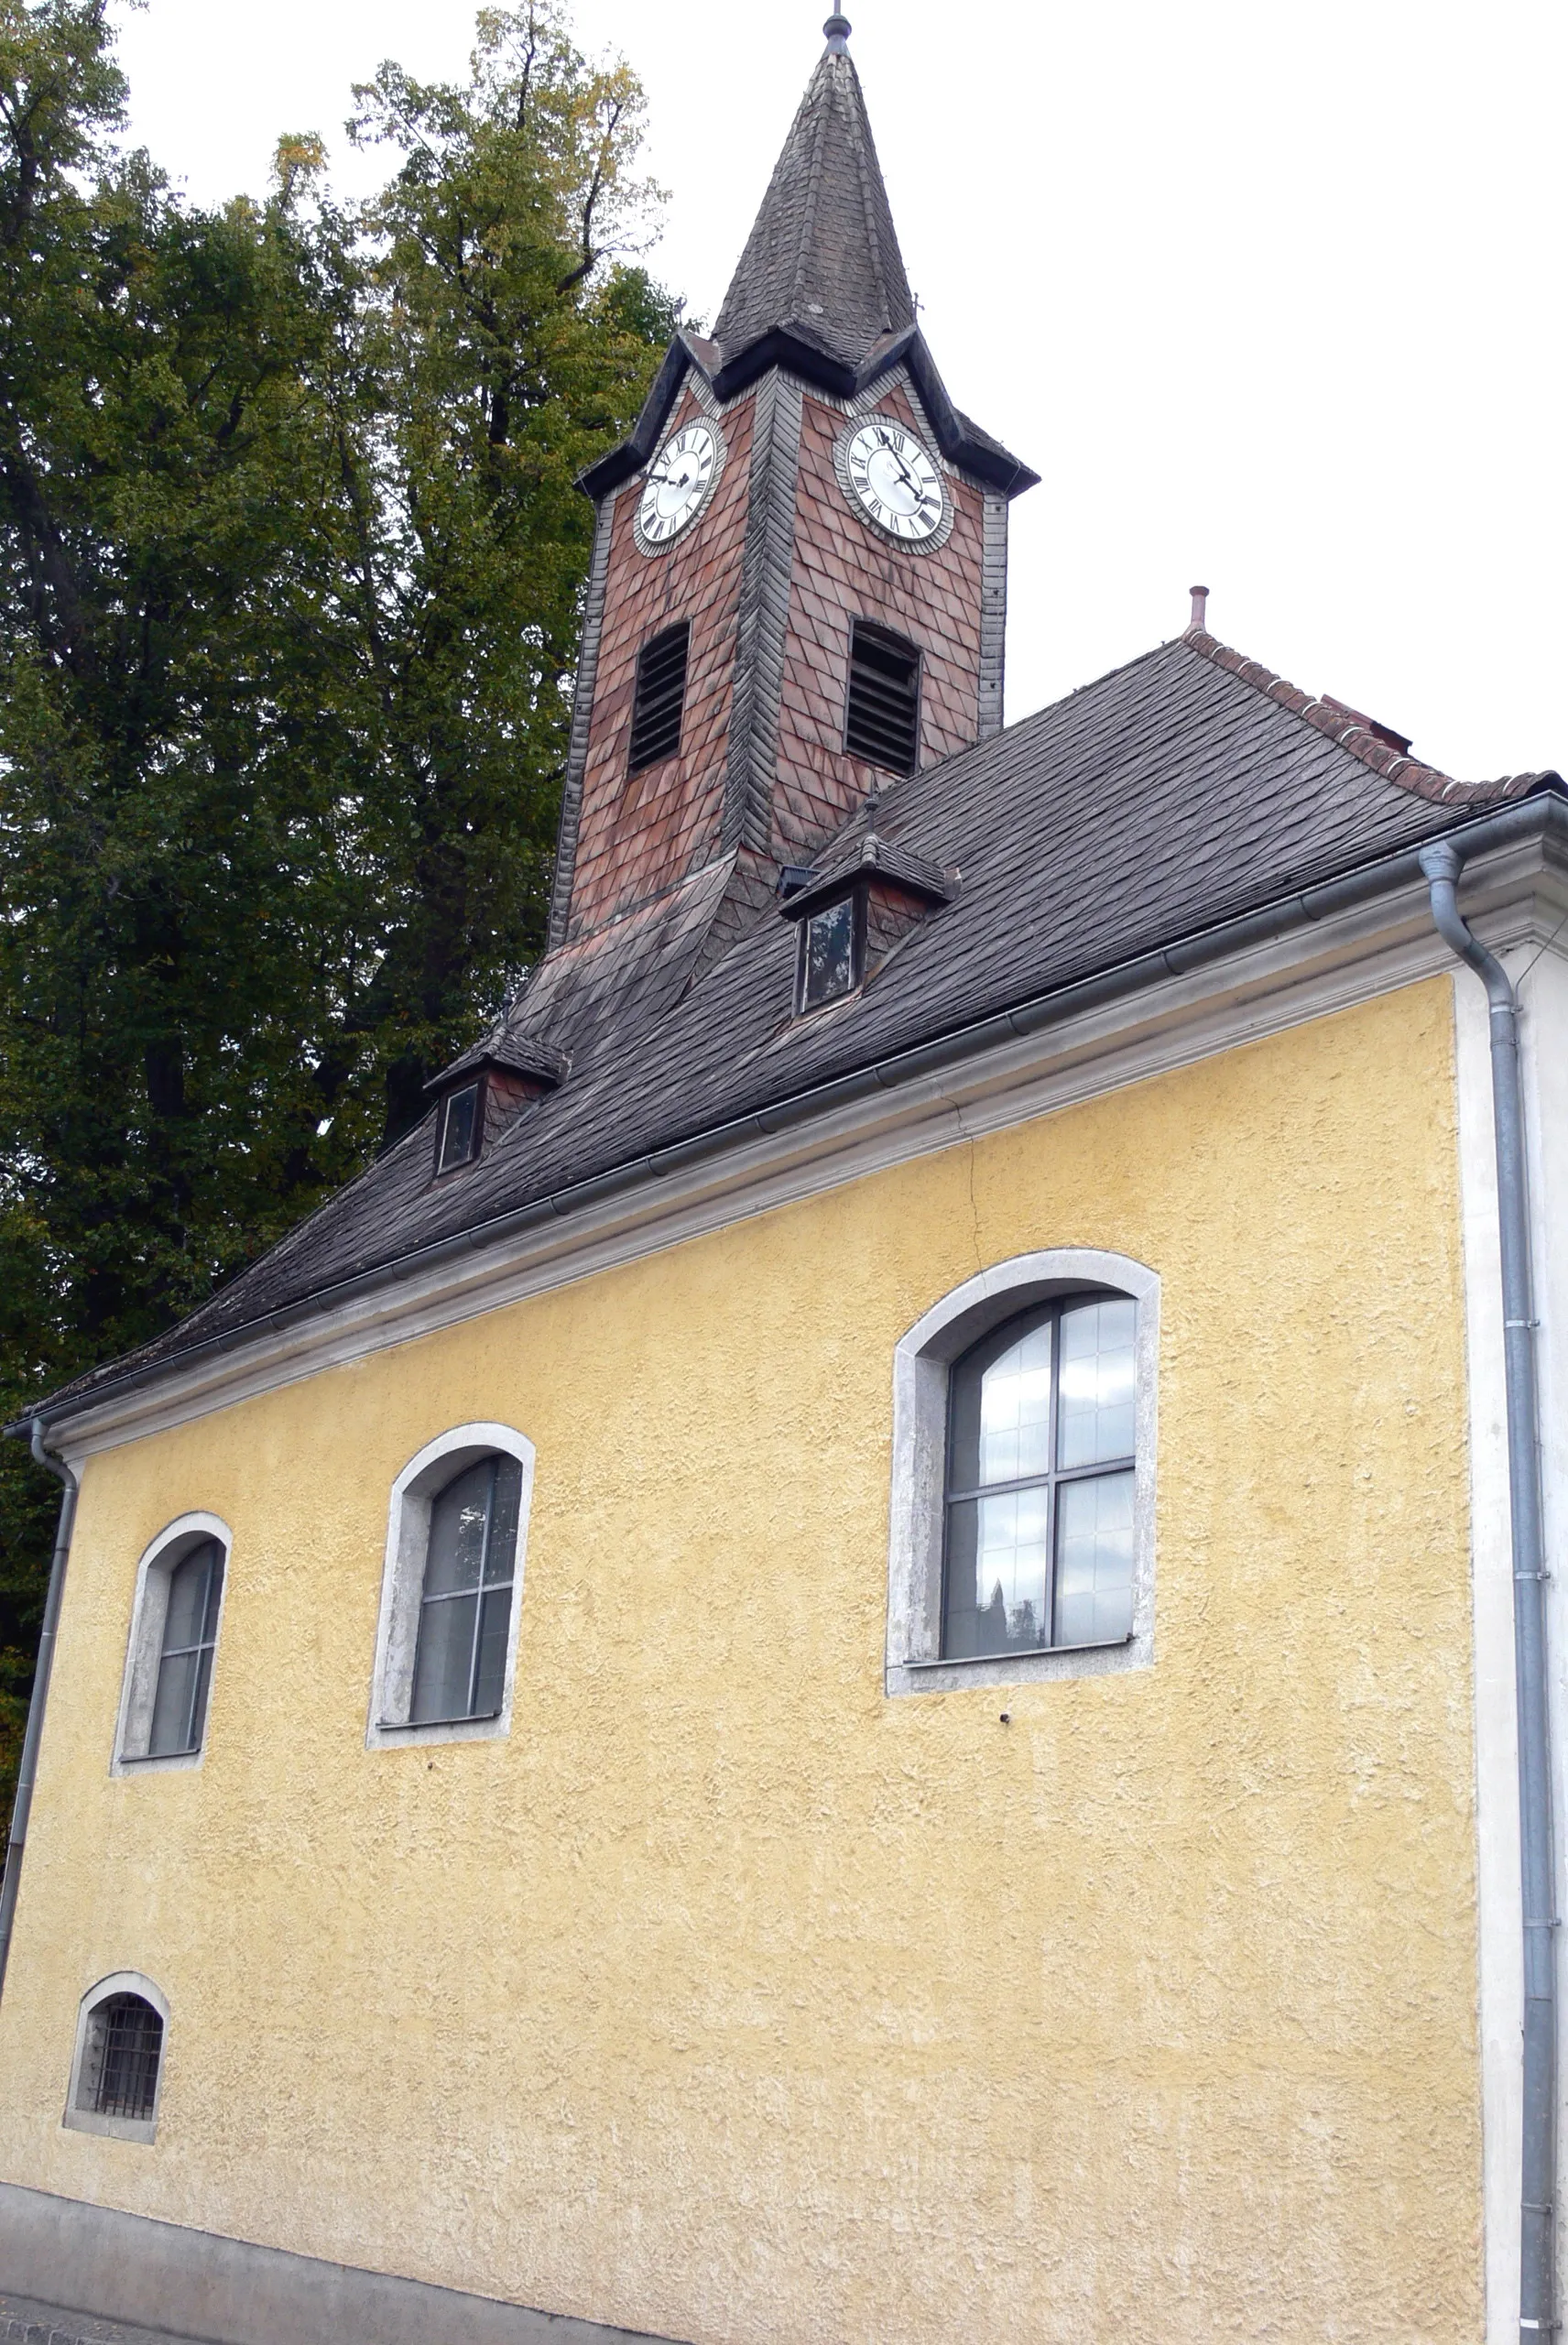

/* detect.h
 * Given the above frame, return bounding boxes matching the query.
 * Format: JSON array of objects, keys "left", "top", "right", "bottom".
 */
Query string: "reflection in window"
[
  {"left": 410, "top": 1456, "right": 522, "bottom": 1724},
  {"left": 799, "top": 896, "right": 858, "bottom": 1010},
  {"left": 148, "top": 1540, "right": 224, "bottom": 1757},
  {"left": 79, "top": 1993, "right": 163, "bottom": 2121},
  {"left": 942, "top": 1293, "right": 1137, "bottom": 1658},
  {"left": 437, "top": 1081, "right": 482, "bottom": 1174}
]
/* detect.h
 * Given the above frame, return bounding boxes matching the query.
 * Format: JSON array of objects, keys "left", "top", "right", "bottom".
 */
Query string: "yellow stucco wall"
[{"left": 0, "top": 979, "right": 1483, "bottom": 2342}]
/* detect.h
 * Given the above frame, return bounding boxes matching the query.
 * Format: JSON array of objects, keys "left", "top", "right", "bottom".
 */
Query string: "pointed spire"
[{"left": 713, "top": 19, "right": 915, "bottom": 377}]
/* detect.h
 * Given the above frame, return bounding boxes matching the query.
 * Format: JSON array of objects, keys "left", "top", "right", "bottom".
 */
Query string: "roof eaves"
[
  {"left": 1183, "top": 626, "right": 1560, "bottom": 806},
  {"left": 577, "top": 333, "right": 719, "bottom": 500}
]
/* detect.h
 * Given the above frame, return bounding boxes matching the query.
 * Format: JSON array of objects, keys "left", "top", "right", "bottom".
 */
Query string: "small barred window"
[
  {"left": 844, "top": 621, "right": 920, "bottom": 774},
  {"left": 78, "top": 1992, "right": 163, "bottom": 2124},
  {"left": 628, "top": 622, "right": 690, "bottom": 773}
]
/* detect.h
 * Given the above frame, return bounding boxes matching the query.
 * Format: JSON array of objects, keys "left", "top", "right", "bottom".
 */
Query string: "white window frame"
[
  {"left": 113, "top": 1512, "right": 232, "bottom": 1773},
  {"left": 886, "top": 1249, "right": 1160, "bottom": 1696},
  {"left": 63, "top": 1970, "right": 169, "bottom": 2144},
  {"left": 366, "top": 1422, "right": 536, "bottom": 1751}
]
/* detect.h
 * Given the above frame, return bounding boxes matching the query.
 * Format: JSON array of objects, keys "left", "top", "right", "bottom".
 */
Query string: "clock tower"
[{"left": 542, "top": 13, "right": 1036, "bottom": 989}]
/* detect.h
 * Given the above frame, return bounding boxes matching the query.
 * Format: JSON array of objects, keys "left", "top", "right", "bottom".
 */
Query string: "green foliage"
[{"left": 0, "top": 0, "right": 678, "bottom": 1808}]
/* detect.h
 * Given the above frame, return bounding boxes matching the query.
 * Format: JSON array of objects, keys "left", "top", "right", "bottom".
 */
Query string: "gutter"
[
  {"left": 1421, "top": 840, "right": 1558, "bottom": 2344},
  {"left": 0, "top": 1423, "right": 80, "bottom": 2004},
  {"left": 15, "top": 791, "right": 1567, "bottom": 1449}
]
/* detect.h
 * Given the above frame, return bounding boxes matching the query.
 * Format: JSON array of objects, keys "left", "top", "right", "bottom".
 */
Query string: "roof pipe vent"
[{"left": 1188, "top": 584, "right": 1209, "bottom": 634}]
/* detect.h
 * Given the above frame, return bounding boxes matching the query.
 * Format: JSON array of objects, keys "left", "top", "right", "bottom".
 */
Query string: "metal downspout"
[
  {"left": 1421, "top": 838, "right": 1557, "bottom": 2340},
  {"left": 0, "top": 1422, "right": 79, "bottom": 2004}
]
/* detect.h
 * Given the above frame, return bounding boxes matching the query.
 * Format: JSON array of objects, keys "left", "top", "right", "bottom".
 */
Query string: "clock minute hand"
[{"left": 887, "top": 451, "right": 920, "bottom": 498}]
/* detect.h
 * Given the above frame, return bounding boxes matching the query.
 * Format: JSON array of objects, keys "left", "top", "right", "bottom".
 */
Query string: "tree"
[{"left": 0, "top": 0, "right": 678, "bottom": 1808}]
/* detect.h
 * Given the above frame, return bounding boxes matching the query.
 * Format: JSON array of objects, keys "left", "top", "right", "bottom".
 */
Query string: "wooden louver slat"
[
  {"left": 628, "top": 623, "right": 691, "bottom": 773},
  {"left": 844, "top": 621, "right": 920, "bottom": 773}
]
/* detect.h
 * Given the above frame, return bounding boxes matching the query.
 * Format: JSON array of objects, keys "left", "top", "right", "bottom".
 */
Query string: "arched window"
[
  {"left": 368, "top": 1423, "right": 536, "bottom": 1748},
  {"left": 148, "top": 1538, "right": 224, "bottom": 1756},
  {"left": 114, "top": 1514, "right": 232, "bottom": 1771},
  {"left": 65, "top": 1973, "right": 169, "bottom": 2143},
  {"left": 885, "top": 1250, "right": 1158, "bottom": 1696},
  {"left": 942, "top": 1293, "right": 1136, "bottom": 1659},
  {"left": 409, "top": 1455, "right": 523, "bottom": 1725}
]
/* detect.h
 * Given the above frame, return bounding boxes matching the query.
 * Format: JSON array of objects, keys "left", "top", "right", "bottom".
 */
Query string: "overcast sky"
[{"left": 114, "top": 0, "right": 1565, "bottom": 780}]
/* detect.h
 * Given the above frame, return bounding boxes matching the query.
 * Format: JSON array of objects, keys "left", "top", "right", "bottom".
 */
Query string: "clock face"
[
  {"left": 636, "top": 422, "right": 720, "bottom": 550},
  {"left": 841, "top": 420, "right": 946, "bottom": 543}
]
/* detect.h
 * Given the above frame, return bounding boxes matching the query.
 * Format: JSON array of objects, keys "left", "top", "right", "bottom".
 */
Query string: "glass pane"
[
  {"left": 485, "top": 1457, "right": 522, "bottom": 1587},
  {"left": 439, "top": 1084, "right": 479, "bottom": 1172},
  {"left": 1054, "top": 1470, "right": 1135, "bottom": 1646},
  {"left": 162, "top": 1543, "right": 217, "bottom": 1653},
  {"left": 200, "top": 1547, "right": 226, "bottom": 1642},
  {"left": 801, "top": 898, "right": 855, "bottom": 1009},
  {"left": 423, "top": 1461, "right": 494, "bottom": 1597},
  {"left": 977, "top": 1318, "right": 1053, "bottom": 1486},
  {"left": 410, "top": 1589, "right": 478, "bottom": 1722},
  {"left": 472, "top": 1586, "right": 511, "bottom": 1716},
  {"left": 148, "top": 1647, "right": 201, "bottom": 1755},
  {"left": 943, "top": 1485, "right": 1051, "bottom": 1657},
  {"left": 948, "top": 1312, "right": 1053, "bottom": 1493},
  {"left": 1057, "top": 1295, "right": 1136, "bottom": 1467}
]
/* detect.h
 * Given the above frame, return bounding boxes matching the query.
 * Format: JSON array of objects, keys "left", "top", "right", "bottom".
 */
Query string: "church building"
[{"left": 2, "top": 18, "right": 1566, "bottom": 2344}]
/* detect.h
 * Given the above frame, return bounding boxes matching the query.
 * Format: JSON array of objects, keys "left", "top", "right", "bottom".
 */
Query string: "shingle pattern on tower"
[
  {"left": 34, "top": 634, "right": 1564, "bottom": 1422},
  {"left": 713, "top": 44, "right": 915, "bottom": 376}
]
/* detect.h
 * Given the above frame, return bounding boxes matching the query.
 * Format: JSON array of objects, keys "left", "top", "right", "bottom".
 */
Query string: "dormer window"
[
  {"left": 436, "top": 1081, "right": 483, "bottom": 1174},
  {"left": 844, "top": 621, "right": 920, "bottom": 775},
  {"left": 800, "top": 893, "right": 862, "bottom": 1011},
  {"left": 779, "top": 832, "right": 953, "bottom": 1018},
  {"left": 629, "top": 622, "right": 690, "bottom": 773},
  {"left": 425, "top": 1039, "right": 569, "bottom": 1178}
]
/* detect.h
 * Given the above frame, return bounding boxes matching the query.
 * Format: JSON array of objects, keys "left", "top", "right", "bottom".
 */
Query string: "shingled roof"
[
  {"left": 33, "top": 627, "right": 1564, "bottom": 1426},
  {"left": 712, "top": 23, "right": 914, "bottom": 377}
]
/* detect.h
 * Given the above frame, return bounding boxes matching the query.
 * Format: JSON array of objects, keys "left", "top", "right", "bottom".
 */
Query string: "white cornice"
[{"left": 51, "top": 840, "right": 1568, "bottom": 1466}]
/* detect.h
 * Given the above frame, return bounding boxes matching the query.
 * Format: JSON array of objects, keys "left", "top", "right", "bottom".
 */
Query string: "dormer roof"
[{"left": 778, "top": 829, "right": 954, "bottom": 922}]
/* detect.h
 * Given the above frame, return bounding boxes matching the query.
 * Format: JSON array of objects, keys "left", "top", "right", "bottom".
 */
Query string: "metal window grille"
[
  {"left": 436, "top": 1081, "right": 482, "bottom": 1174},
  {"left": 628, "top": 623, "right": 690, "bottom": 773},
  {"left": 147, "top": 1539, "right": 224, "bottom": 1758},
  {"left": 942, "top": 1293, "right": 1138, "bottom": 1661},
  {"left": 86, "top": 1994, "right": 163, "bottom": 2121},
  {"left": 844, "top": 621, "right": 920, "bottom": 773}
]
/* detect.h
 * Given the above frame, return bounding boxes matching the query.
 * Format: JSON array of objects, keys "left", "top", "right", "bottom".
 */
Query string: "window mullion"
[
  {"left": 1045, "top": 1302, "right": 1062, "bottom": 1650},
  {"left": 179, "top": 1550, "right": 208, "bottom": 1752},
  {"left": 466, "top": 1456, "right": 497, "bottom": 1717}
]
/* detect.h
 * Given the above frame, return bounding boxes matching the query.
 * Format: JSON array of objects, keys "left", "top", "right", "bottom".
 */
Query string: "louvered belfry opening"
[
  {"left": 844, "top": 621, "right": 920, "bottom": 774},
  {"left": 628, "top": 622, "right": 691, "bottom": 773}
]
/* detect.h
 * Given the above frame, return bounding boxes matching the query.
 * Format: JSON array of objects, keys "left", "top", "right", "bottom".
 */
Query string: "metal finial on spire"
[{"left": 823, "top": 14, "right": 852, "bottom": 51}]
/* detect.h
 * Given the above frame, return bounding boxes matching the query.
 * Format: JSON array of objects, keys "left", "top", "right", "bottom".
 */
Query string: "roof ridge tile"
[{"left": 1182, "top": 626, "right": 1552, "bottom": 806}]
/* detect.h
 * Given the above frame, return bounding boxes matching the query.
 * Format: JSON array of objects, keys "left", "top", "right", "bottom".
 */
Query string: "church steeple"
[
  {"left": 546, "top": 20, "right": 1038, "bottom": 963},
  {"left": 713, "top": 16, "right": 915, "bottom": 380}
]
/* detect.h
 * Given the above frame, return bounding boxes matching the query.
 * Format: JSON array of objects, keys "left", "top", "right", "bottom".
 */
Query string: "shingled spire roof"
[{"left": 713, "top": 16, "right": 915, "bottom": 376}]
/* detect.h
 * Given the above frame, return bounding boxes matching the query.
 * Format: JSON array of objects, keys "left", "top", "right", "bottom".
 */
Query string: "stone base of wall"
[{"left": 0, "top": 2186, "right": 686, "bottom": 2345}]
